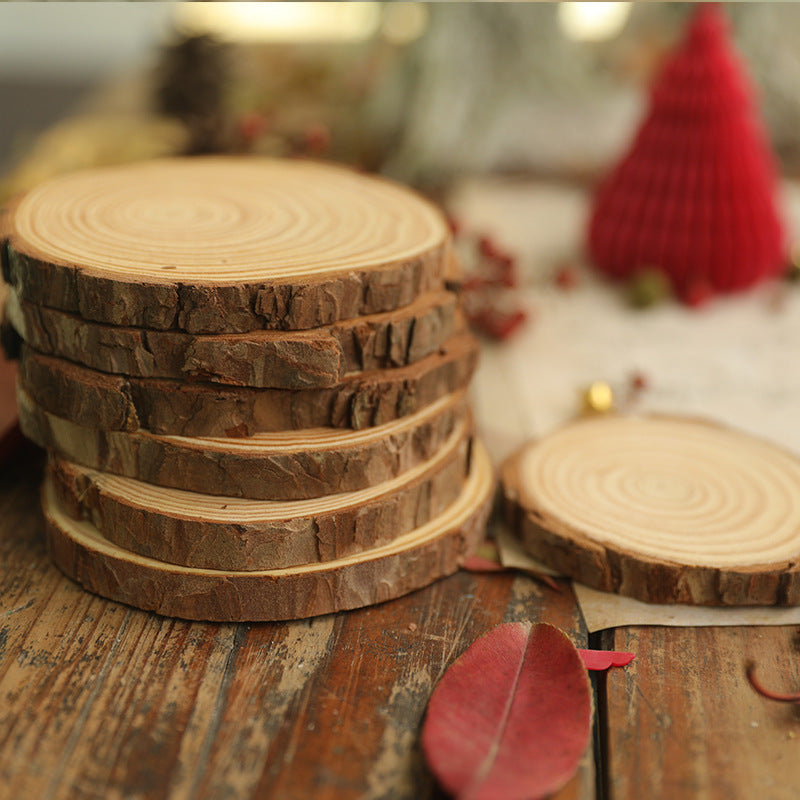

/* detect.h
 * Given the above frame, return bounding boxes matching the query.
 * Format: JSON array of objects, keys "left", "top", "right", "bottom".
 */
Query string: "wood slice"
[
  {"left": 19, "top": 387, "right": 467, "bottom": 500},
  {"left": 8, "top": 288, "right": 460, "bottom": 389},
  {"left": 1, "top": 158, "right": 451, "bottom": 333},
  {"left": 501, "top": 415, "right": 800, "bottom": 606},
  {"left": 48, "top": 417, "right": 472, "bottom": 571},
  {"left": 18, "top": 332, "right": 478, "bottom": 436},
  {"left": 43, "top": 439, "right": 494, "bottom": 621}
]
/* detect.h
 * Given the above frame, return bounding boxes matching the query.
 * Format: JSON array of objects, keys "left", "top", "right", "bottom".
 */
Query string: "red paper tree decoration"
[{"left": 588, "top": 4, "right": 786, "bottom": 299}]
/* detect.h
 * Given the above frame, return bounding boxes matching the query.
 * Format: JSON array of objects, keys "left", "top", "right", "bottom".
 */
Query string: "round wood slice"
[
  {"left": 8, "top": 288, "right": 461, "bottom": 389},
  {"left": 19, "top": 388, "right": 467, "bottom": 500},
  {"left": 48, "top": 416, "right": 472, "bottom": 571},
  {"left": 18, "top": 332, "right": 478, "bottom": 436},
  {"left": 501, "top": 415, "right": 800, "bottom": 606},
  {"left": 43, "top": 439, "right": 494, "bottom": 622},
  {"left": 1, "top": 157, "right": 451, "bottom": 333}
]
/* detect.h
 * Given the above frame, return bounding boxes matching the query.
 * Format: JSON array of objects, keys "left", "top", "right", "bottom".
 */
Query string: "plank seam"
[{"left": 589, "top": 629, "right": 611, "bottom": 800}]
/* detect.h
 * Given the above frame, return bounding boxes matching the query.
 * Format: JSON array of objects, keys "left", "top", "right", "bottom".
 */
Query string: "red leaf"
[
  {"left": 461, "top": 542, "right": 562, "bottom": 592},
  {"left": 462, "top": 555, "right": 507, "bottom": 573},
  {"left": 578, "top": 649, "right": 635, "bottom": 671},
  {"left": 422, "top": 622, "right": 592, "bottom": 800}
]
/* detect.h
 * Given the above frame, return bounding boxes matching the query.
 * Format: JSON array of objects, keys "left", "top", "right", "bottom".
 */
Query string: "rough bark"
[
  {"left": 43, "top": 441, "right": 494, "bottom": 622},
  {"left": 19, "top": 388, "right": 467, "bottom": 500},
  {"left": 19, "top": 333, "right": 479, "bottom": 436},
  {"left": 8, "top": 289, "right": 461, "bottom": 388},
  {"left": 1, "top": 155, "right": 453, "bottom": 335},
  {"left": 501, "top": 444, "right": 800, "bottom": 606},
  {"left": 4, "top": 244, "right": 451, "bottom": 333},
  {"left": 48, "top": 424, "right": 471, "bottom": 571}
]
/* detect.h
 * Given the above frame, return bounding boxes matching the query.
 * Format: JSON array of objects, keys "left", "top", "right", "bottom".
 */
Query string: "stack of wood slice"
[{"left": 1, "top": 157, "right": 493, "bottom": 621}]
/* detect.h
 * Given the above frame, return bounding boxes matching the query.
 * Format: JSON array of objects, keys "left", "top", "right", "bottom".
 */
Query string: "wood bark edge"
[
  {"left": 19, "top": 332, "right": 479, "bottom": 436},
  {"left": 8, "top": 288, "right": 461, "bottom": 389},
  {"left": 500, "top": 442, "right": 800, "bottom": 606},
  {"left": 19, "top": 388, "right": 468, "bottom": 500},
  {"left": 43, "top": 440, "right": 494, "bottom": 622},
  {"left": 47, "top": 421, "right": 471, "bottom": 571},
  {"left": 2, "top": 213, "right": 451, "bottom": 335}
]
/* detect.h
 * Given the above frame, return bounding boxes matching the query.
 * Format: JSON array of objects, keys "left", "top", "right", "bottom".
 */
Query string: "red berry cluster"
[
  {"left": 554, "top": 263, "right": 581, "bottom": 291},
  {"left": 452, "top": 225, "right": 528, "bottom": 342},
  {"left": 235, "top": 113, "right": 331, "bottom": 157}
]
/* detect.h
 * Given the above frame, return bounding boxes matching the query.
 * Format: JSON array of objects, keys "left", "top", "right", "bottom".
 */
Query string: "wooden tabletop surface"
[{"left": 1, "top": 444, "right": 799, "bottom": 800}]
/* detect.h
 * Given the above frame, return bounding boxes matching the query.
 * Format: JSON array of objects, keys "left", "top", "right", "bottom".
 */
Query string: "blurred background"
[
  {"left": 2, "top": 2, "right": 800, "bottom": 453},
  {"left": 4, "top": 1, "right": 800, "bottom": 200}
]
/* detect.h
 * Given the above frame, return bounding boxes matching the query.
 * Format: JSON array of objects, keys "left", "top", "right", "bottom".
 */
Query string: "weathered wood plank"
[
  {"left": 207, "top": 572, "right": 591, "bottom": 800},
  {"left": 0, "top": 456, "right": 593, "bottom": 800},
  {"left": 605, "top": 625, "right": 800, "bottom": 800}
]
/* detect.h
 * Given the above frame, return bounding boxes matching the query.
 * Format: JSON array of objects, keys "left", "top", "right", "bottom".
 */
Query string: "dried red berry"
[
  {"left": 555, "top": 264, "right": 580, "bottom": 290},
  {"left": 494, "top": 254, "right": 518, "bottom": 288},
  {"left": 447, "top": 216, "right": 463, "bottom": 237},
  {"left": 304, "top": 123, "right": 331, "bottom": 155},
  {"left": 478, "top": 235, "right": 500, "bottom": 260},
  {"left": 681, "top": 278, "right": 714, "bottom": 308},
  {"left": 237, "top": 112, "right": 269, "bottom": 145},
  {"left": 469, "top": 308, "right": 528, "bottom": 341}
]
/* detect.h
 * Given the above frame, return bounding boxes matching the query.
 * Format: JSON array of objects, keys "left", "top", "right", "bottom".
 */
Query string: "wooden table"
[{"left": 2, "top": 445, "right": 800, "bottom": 800}]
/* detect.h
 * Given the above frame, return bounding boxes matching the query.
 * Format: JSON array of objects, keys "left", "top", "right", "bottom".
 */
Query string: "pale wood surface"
[
  {"left": 8, "top": 158, "right": 447, "bottom": 281},
  {"left": 458, "top": 178, "right": 800, "bottom": 798}
]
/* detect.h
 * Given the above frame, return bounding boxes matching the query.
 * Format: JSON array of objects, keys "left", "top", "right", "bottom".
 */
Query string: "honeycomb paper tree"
[{"left": 588, "top": 3, "right": 786, "bottom": 300}]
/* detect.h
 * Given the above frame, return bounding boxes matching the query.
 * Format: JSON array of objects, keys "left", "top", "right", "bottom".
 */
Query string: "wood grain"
[
  {"left": 2, "top": 158, "right": 452, "bottom": 334},
  {"left": 19, "top": 388, "right": 467, "bottom": 501},
  {"left": 0, "top": 444, "right": 591, "bottom": 800},
  {"left": 48, "top": 418, "right": 471, "bottom": 571},
  {"left": 502, "top": 415, "right": 800, "bottom": 605},
  {"left": 603, "top": 625, "right": 800, "bottom": 800},
  {"left": 19, "top": 333, "right": 479, "bottom": 436},
  {"left": 8, "top": 289, "right": 461, "bottom": 389}
]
